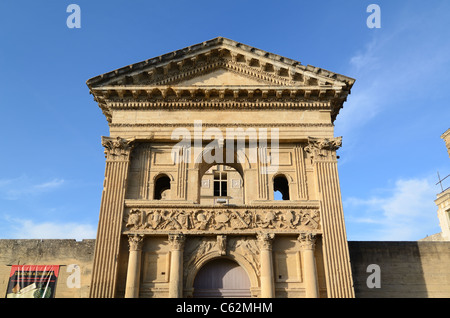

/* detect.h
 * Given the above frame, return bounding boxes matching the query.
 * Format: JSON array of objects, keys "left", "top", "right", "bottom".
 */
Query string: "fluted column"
[
  {"left": 305, "top": 137, "right": 354, "bottom": 298},
  {"left": 257, "top": 232, "right": 275, "bottom": 298},
  {"left": 168, "top": 233, "right": 185, "bottom": 298},
  {"left": 90, "top": 136, "right": 135, "bottom": 298},
  {"left": 299, "top": 233, "right": 319, "bottom": 298},
  {"left": 125, "top": 235, "right": 144, "bottom": 298}
]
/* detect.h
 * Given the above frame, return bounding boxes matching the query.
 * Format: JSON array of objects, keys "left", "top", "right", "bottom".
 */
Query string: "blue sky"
[{"left": 0, "top": 1, "right": 448, "bottom": 241}]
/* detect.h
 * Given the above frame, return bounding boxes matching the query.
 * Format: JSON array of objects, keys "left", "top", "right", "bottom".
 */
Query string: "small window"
[
  {"left": 274, "top": 175, "right": 289, "bottom": 200},
  {"left": 154, "top": 174, "right": 171, "bottom": 200},
  {"left": 214, "top": 172, "right": 227, "bottom": 197}
]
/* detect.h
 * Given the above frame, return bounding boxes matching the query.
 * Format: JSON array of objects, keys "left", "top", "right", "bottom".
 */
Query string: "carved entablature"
[
  {"left": 122, "top": 205, "right": 321, "bottom": 235},
  {"left": 304, "top": 136, "right": 342, "bottom": 162},
  {"left": 102, "top": 136, "right": 135, "bottom": 161}
]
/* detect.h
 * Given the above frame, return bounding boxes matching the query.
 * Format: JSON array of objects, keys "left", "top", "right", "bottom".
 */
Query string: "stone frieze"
[{"left": 123, "top": 206, "right": 320, "bottom": 234}]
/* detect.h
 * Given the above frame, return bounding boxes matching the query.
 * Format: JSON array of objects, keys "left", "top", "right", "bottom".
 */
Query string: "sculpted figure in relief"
[{"left": 124, "top": 207, "right": 320, "bottom": 232}]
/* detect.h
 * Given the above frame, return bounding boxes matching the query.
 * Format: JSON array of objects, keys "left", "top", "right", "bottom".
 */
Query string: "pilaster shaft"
[
  {"left": 258, "top": 232, "right": 275, "bottom": 298},
  {"left": 299, "top": 233, "right": 319, "bottom": 298},
  {"left": 306, "top": 137, "right": 355, "bottom": 298},
  {"left": 89, "top": 137, "right": 134, "bottom": 298},
  {"left": 168, "top": 233, "right": 185, "bottom": 298},
  {"left": 125, "top": 235, "right": 144, "bottom": 298}
]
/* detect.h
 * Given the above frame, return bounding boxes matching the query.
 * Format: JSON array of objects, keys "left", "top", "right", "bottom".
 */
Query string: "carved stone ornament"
[
  {"left": 101, "top": 136, "right": 135, "bottom": 161},
  {"left": 257, "top": 232, "right": 275, "bottom": 250},
  {"left": 217, "top": 235, "right": 227, "bottom": 255},
  {"left": 298, "top": 233, "right": 316, "bottom": 250},
  {"left": 168, "top": 233, "right": 185, "bottom": 250},
  {"left": 128, "top": 234, "right": 144, "bottom": 251},
  {"left": 304, "top": 136, "right": 342, "bottom": 161},
  {"left": 123, "top": 207, "right": 320, "bottom": 234}
]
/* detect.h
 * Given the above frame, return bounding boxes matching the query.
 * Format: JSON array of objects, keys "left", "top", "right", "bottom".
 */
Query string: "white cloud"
[
  {"left": 344, "top": 177, "right": 441, "bottom": 241},
  {"left": 0, "top": 176, "right": 65, "bottom": 200},
  {"left": 3, "top": 217, "right": 97, "bottom": 241}
]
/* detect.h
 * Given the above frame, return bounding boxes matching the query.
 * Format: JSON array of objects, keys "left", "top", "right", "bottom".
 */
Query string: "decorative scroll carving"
[
  {"left": 102, "top": 136, "right": 135, "bottom": 161},
  {"left": 123, "top": 207, "right": 320, "bottom": 234},
  {"left": 304, "top": 136, "right": 342, "bottom": 161}
]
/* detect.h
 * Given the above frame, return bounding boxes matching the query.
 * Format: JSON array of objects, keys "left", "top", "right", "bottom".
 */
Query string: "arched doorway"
[{"left": 193, "top": 258, "right": 251, "bottom": 298}]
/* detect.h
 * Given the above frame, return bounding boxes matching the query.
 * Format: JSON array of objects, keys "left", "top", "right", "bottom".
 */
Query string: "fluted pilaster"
[
  {"left": 306, "top": 137, "right": 354, "bottom": 298},
  {"left": 89, "top": 136, "right": 135, "bottom": 298}
]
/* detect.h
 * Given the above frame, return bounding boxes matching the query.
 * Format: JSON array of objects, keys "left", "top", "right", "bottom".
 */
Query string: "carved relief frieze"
[{"left": 123, "top": 206, "right": 321, "bottom": 234}]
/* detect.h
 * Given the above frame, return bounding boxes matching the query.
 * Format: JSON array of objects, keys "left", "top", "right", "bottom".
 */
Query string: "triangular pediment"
[
  {"left": 87, "top": 37, "right": 356, "bottom": 123},
  {"left": 87, "top": 37, "right": 355, "bottom": 90}
]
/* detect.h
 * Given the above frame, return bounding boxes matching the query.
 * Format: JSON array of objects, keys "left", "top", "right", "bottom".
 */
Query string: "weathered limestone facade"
[
  {"left": 86, "top": 37, "right": 356, "bottom": 298},
  {"left": 0, "top": 240, "right": 95, "bottom": 298}
]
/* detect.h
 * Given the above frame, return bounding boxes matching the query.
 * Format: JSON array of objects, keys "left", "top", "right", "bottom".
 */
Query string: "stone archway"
[{"left": 193, "top": 258, "right": 251, "bottom": 298}]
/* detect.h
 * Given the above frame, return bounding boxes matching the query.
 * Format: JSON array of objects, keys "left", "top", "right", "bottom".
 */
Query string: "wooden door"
[{"left": 193, "top": 258, "right": 251, "bottom": 298}]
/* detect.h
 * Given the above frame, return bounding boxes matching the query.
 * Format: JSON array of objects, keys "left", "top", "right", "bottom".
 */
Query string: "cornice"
[
  {"left": 123, "top": 201, "right": 321, "bottom": 209},
  {"left": 87, "top": 37, "right": 355, "bottom": 123},
  {"left": 109, "top": 122, "right": 334, "bottom": 128}
]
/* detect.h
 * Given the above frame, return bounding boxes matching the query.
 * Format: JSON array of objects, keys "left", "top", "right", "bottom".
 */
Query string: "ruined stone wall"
[
  {"left": 0, "top": 239, "right": 95, "bottom": 298},
  {"left": 349, "top": 241, "right": 450, "bottom": 298},
  {"left": 1, "top": 239, "right": 449, "bottom": 298}
]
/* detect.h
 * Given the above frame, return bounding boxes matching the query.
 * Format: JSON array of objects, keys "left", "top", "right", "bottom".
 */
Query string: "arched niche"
[
  {"left": 273, "top": 174, "right": 290, "bottom": 200},
  {"left": 153, "top": 173, "right": 172, "bottom": 200}
]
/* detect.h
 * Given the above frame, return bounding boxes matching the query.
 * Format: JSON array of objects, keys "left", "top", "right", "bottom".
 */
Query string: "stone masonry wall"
[
  {"left": 349, "top": 241, "right": 450, "bottom": 298},
  {"left": 1, "top": 239, "right": 449, "bottom": 298},
  {"left": 0, "top": 239, "right": 95, "bottom": 298}
]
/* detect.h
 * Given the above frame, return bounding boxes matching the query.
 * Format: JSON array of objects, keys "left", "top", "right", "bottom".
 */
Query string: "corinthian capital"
[
  {"left": 168, "top": 233, "right": 185, "bottom": 250},
  {"left": 257, "top": 232, "right": 275, "bottom": 250},
  {"left": 304, "top": 136, "right": 342, "bottom": 161},
  {"left": 102, "top": 136, "right": 135, "bottom": 161},
  {"left": 298, "top": 233, "right": 316, "bottom": 250},
  {"left": 128, "top": 234, "right": 144, "bottom": 252}
]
